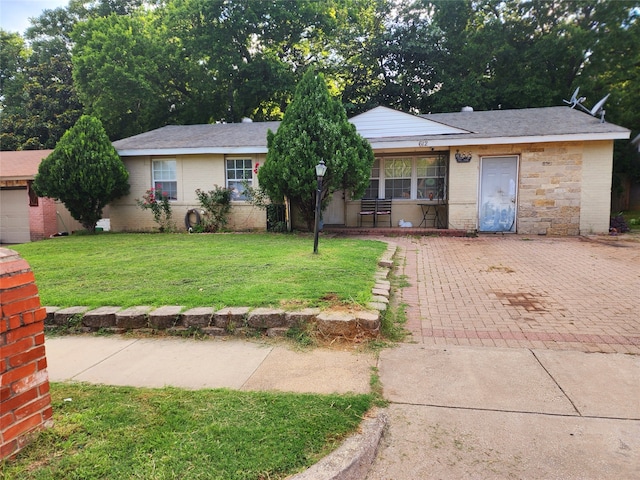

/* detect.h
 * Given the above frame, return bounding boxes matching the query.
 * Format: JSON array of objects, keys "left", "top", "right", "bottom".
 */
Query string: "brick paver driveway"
[{"left": 394, "top": 234, "right": 640, "bottom": 354}]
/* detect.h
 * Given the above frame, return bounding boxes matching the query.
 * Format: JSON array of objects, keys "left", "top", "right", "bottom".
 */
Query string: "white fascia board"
[
  {"left": 368, "top": 132, "right": 630, "bottom": 150},
  {"left": 117, "top": 146, "right": 269, "bottom": 157}
]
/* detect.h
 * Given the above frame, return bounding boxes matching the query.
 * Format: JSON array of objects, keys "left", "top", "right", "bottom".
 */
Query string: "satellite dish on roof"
[
  {"left": 590, "top": 93, "right": 610, "bottom": 117},
  {"left": 563, "top": 87, "right": 586, "bottom": 109},
  {"left": 563, "top": 87, "right": 609, "bottom": 123}
]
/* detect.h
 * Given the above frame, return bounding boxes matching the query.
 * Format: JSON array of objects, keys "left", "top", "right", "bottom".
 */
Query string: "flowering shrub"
[
  {"left": 195, "top": 186, "right": 233, "bottom": 232},
  {"left": 136, "top": 185, "right": 175, "bottom": 232}
]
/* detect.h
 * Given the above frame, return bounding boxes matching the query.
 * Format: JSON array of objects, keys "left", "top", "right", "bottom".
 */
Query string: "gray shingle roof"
[
  {"left": 423, "top": 106, "right": 629, "bottom": 138},
  {"left": 112, "top": 121, "right": 280, "bottom": 151},
  {"left": 112, "top": 106, "right": 629, "bottom": 155}
]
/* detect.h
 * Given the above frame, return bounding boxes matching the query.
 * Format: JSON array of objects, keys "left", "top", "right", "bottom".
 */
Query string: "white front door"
[{"left": 479, "top": 156, "right": 518, "bottom": 233}]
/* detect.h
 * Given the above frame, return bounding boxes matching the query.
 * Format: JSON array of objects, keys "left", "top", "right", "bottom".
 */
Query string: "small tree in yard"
[
  {"left": 258, "top": 69, "right": 374, "bottom": 231},
  {"left": 33, "top": 115, "right": 129, "bottom": 233}
]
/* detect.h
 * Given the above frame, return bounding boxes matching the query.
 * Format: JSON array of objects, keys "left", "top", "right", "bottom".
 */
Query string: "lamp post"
[{"left": 313, "top": 159, "right": 327, "bottom": 254}]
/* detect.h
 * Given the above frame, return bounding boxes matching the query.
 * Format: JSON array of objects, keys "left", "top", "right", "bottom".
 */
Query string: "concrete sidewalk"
[
  {"left": 366, "top": 344, "right": 640, "bottom": 480},
  {"left": 44, "top": 335, "right": 375, "bottom": 395}
]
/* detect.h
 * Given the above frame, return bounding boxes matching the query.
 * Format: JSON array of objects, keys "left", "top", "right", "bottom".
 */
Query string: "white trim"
[
  {"left": 117, "top": 147, "right": 268, "bottom": 157},
  {"left": 367, "top": 132, "right": 630, "bottom": 150}
]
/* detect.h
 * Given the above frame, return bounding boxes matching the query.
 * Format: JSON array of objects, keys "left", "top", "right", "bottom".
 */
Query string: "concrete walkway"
[
  {"left": 366, "top": 344, "right": 640, "bottom": 479},
  {"left": 45, "top": 336, "right": 375, "bottom": 395}
]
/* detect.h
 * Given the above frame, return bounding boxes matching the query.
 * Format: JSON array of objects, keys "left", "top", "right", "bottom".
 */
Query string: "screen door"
[{"left": 479, "top": 156, "right": 518, "bottom": 233}]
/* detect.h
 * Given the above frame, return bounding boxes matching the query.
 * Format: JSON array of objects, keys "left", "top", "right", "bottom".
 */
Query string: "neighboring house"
[
  {"left": 111, "top": 106, "right": 630, "bottom": 236},
  {"left": 0, "top": 150, "right": 84, "bottom": 243}
]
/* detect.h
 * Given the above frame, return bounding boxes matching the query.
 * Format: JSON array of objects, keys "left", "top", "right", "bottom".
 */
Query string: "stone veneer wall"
[
  {"left": 1, "top": 248, "right": 52, "bottom": 460},
  {"left": 518, "top": 142, "right": 584, "bottom": 236}
]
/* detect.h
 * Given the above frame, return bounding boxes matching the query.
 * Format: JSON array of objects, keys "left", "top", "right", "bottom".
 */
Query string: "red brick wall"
[
  {"left": 29, "top": 197, "right": 59, "bottom": 241},
  {"left": 1, "top": 248, "right": 52, "bottom": 460}
]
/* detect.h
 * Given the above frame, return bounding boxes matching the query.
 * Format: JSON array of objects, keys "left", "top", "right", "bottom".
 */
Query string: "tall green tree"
[
  {"left": 0, "top": 0, "right": 145, "bottom": 149},
  {"left": 33, "top": 115, "right": 130, "bottom": 232},
  {"left": 258, "top": 70, "right": 374, "bottom": 230},
  {"left": 72, "top": 12, "right": 173, "bottom": 139}
]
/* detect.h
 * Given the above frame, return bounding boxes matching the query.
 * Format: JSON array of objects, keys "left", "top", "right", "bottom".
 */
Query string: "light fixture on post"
[
  {"left": 455, "top": 150, "right": 473, "bottom": 163},
  {"left": 313, "top": 159, "right": 327, "bottom": 254}
]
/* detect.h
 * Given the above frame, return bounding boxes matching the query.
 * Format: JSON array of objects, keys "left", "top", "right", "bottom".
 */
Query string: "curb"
[{"left": 289, "top": 408, "right": 387, "bottom": 480}]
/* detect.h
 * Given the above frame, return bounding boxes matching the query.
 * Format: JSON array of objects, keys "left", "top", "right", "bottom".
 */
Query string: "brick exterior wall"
[
  {"left": 111, "top": 154, "right": 268, "bottom": 232},
  {"left": 28, "top": 197, "right": 59, "bottom": 241},
  {"left": 1, "top": 248, "right": 52, "bottom": 460}
]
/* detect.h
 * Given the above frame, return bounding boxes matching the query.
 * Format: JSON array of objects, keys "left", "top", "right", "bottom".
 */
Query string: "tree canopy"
[
  {"left": 33, "top": 115, "right": 130, "bottom": 232},
  {"left": 258, "top": 69, "right": 374, "bottom": 230}
]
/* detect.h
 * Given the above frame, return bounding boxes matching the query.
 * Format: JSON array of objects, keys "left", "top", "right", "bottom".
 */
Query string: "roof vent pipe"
[{"left": 461, "top": 106, "right": 474, "bottom": 112}]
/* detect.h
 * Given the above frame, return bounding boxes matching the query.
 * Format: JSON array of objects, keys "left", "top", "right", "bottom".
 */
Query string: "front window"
[
  {"left": 363, "top": 158, "right": 380, "bottom": 199},
  {"left": 384, "top": 158, "right": 412, "bottom": 199},
  {"left": 417, "top": 156, "right": 447, "bottom": 200},
  {"left": 368, "top": 154, "right": 448, "bottom": 200},
  {"left": 152, "top": 159, "right": 177, "bottom": 200},
  {"left": 226, "top": 158, "right": 253, "bottom": 200}
]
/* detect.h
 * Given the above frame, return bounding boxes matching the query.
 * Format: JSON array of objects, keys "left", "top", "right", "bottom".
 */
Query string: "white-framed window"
[
  {"left": 384, "top": 157, "right": 412, "bottom": 199},
  {"left": 226, "top": 158, "right": 253, "bottom": 200},
  {"left": 416, "top": 156, "right": 447, "bottom": 200},
  {"left": 372, "top": 152, "right": 449, "bottom": 201},
  {"left": 363, "top": 158, "right": 380, "bottom": 199},
  {"left": 371, "top": 153, "right": 448, "bottom": 200},
  {"left": 152, "top": 159, "right": 177, "bottom": 200}
]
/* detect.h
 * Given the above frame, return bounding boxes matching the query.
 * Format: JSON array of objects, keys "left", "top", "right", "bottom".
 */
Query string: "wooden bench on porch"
[{"left": 359, "top": 198, "right": 392, "bottom": 227}]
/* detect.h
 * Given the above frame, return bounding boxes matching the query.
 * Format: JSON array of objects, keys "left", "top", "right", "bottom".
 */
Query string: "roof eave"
[
  {"left": 117, "top": 146, "right": 269, "bottom": 157},
  {"left": 368, "top": 132, "right": 630, "bottom": 150}
]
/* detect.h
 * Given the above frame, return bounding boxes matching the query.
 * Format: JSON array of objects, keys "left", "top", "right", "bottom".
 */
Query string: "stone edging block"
[
  {"left": 54, "top": 306, "right": 89, "bottom": 326},
  {"left": 214, "top": 307, "right": 250, "bottom": 329},
  {"left": 116, "top": 306, "right": 152, "bottom": 329},
  {"left": 82, "top": 306, "right": 121, "bottom": 328},
  {"left": 182, "top": 307, "right": 213, "bottom": 327}
]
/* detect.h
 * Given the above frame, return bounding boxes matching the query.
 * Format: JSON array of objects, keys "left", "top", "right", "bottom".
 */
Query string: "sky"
[{"left": 1, "top": 0, "right": 69, "bottom": 35}]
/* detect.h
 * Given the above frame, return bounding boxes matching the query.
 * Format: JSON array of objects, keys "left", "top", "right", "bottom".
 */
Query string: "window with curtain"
[
  {"left": 384, "top": 158, "right": 412, "bottom": 199},
  {"left": 152, "top": 159, "right": 177, "bottom": 200},
  {"left": 366, "top": 154, "right": 448, "bottom": 200},
  {"left": 226, "top": 158, "right": 253, "bottom": 200}
]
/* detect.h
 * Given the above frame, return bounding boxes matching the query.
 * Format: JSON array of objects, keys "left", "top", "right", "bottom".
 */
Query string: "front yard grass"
[
  {"left": 12, "top": 233, "right": 387, "bottom": 309},
  {"left": 2, "top": 383, "right": 373, "bottom": 480}
]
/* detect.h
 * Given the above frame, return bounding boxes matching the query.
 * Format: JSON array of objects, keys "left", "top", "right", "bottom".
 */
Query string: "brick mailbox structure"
[{"left": 1, "top": 248, "right": 52, "bottom": 459}]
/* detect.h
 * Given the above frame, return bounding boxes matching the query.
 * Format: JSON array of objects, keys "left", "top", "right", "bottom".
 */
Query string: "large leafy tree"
[
  {"left": 72, "top": 12, "right": 173, "bottom": 140},
  {"left": 0, "top": 0, "right": 144, "bottom": 149},
  {"left": 258, "top": 70, "right": 374, "bottom": 230},
  {"left": 33, "top": 115, "right": 130, "bottom": 232}
]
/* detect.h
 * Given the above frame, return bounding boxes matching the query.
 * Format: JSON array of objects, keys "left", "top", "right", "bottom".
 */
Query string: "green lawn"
[
  {"left": 2, "top": 383, "right": 373, "bottom": 480},
  {"left": 12, "top": 233, "right": 387, "bottom": 309}
]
